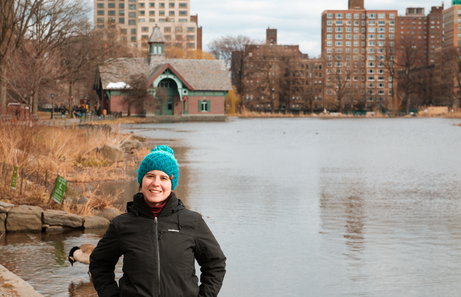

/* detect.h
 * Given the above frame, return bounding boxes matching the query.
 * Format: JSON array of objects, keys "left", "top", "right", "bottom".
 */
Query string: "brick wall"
[
  {"left": 189, "top": 96, "right": 225, "bottom": 115},
  {"left": 110, "top": 95, "right": 144, "bottom": 116}
]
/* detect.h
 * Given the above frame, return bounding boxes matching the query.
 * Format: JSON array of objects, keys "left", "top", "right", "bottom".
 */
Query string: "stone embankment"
[
  {"left": 0, "top": 202, "right": 121, "bottom": 233},
  {"left": 0, "top": 202, "right": 121, "bottom": 296},
  {"left": 0, "top": 264, "right": 44, "bottom": 297}
]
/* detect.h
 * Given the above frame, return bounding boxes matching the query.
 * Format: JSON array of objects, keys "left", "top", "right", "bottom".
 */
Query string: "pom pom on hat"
[{"left": 137, "top": 145, "right": 179, "bottom": 190}]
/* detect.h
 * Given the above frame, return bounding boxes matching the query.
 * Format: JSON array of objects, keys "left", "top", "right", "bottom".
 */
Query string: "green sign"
[
  {"left": 51, "top": 175, "right": 68, "bottom": 204},
  {"left": 11, "top": 166, "right": 18, "bottom": 190}
]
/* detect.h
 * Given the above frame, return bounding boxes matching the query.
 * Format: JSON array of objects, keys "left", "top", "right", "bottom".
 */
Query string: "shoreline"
[{"left": 0, "top": 264, "right": 43, "bottom": 297}]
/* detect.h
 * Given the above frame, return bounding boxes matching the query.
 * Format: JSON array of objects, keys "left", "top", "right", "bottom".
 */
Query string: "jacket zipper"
[{"left": 154, "top": 216, "right": 161, "bottom": 297}]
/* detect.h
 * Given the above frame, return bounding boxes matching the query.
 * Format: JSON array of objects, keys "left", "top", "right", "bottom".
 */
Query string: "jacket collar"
[{"left": 127, "top": 192, "right": 185, "bottom": 218}]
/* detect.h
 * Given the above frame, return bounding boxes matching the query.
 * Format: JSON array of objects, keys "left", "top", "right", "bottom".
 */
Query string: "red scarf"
[{"left": 148, "top": 197, "right": 170, "bottom": 217}]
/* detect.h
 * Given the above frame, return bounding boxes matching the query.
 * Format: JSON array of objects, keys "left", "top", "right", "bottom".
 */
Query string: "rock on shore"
[
  {"left": 0, "top": 264, "right": 43, "bottom": 296},
  {"left": 0, "top": 201, "right": 112, "bottom": 233}
]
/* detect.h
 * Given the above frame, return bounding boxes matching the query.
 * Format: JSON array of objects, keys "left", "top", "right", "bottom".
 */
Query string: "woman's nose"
[{"left": 152, "top": 177, "right": 161, "bottom": 185}]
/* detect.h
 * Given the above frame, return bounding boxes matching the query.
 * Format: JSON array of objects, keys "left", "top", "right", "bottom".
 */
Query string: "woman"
[{"left": 89, "top": 145, "right": 226, "bottom": 297}]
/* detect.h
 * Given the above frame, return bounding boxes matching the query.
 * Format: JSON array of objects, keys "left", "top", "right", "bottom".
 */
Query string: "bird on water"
[{"left": 68, "top": 244, "right": 95, "bottom": 266}]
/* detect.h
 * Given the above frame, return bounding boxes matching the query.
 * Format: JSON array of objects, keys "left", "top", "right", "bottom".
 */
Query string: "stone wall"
[{"left": 0, "top": 202, "right": 119, "bottom": 233}]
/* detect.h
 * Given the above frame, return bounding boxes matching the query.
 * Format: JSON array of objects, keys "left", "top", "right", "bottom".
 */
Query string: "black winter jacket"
[{"left": 89, "top": 192, "right": 226, "bottom": 297}]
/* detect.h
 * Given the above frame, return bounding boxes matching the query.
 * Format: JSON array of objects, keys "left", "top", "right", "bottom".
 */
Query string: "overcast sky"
[{"left": 191, "top": 0, "right": 447, "bottom": 57}]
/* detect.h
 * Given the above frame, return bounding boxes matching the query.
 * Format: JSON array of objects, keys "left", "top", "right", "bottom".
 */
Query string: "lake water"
[{"left": 1, "top": 117, "right": 461, "bottom": 296}]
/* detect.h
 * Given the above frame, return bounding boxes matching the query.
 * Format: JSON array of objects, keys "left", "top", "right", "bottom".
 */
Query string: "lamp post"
[{"left": 50, "top": 94, "right": 54, "bottom": 119}]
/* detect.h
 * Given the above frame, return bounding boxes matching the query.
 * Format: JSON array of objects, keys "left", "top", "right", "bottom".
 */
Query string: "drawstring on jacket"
[{"left": 177, "top": 212, "right": 182, "bottom": 230}]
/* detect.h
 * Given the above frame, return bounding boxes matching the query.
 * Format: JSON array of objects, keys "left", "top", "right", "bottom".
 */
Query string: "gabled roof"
[
  {"left": 98, "top": 58, "right": 151, "bottom": 90},
  {"left": 146, "top": 63, "right": 194, "bottom": 90},
  {"left": 99, "top": 57, "right": 232, "bottom": 91},
  {"left": 158, "top": 59, "right": 231, "bottom": 91}
]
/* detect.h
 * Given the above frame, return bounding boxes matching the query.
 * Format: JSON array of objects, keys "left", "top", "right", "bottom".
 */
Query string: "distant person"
[
  {"left": 90, "top": 145, "right": 226, "bottom": 297},
  {"left": 102, "top": 109, "right": 107, "bottom": 119},
  {"left": 61, "top": 106, "right": 66, "bottom": 118},
  {"left": 80, "top": 106, "right": 86, "bottom": 120}
]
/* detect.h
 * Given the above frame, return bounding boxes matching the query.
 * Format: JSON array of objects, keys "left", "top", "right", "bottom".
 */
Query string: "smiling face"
[{"left": 141, "top": 170, "right": 172, "bottom": 207}]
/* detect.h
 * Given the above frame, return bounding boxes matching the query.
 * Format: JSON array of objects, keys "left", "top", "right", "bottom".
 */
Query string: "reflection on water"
[
  {"left": 0, "top": 229, "right": 123, "bottom": 297},
  {"left": 2, "top": 118, "right": 461, "bottom": 296},
  {"left": 68, "top": 280, "right": 97, "bottom": 297}
]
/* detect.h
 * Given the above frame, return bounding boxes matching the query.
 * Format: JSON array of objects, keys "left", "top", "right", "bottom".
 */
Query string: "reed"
[
  {"left": 0, "top": 122, "right": 140, "bottom": 215},
  {"left": 65, "top": 186, "right": 125, "bottom": 216}
]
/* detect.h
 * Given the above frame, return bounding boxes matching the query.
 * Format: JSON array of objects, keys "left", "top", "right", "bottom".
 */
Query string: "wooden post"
[
  {"left": 2, "top": 162, "right": 4, "bottom": 177},
  {"left": 45, "top": 170, "right": 48, "bottom": 188},
  {"left": 20, "top": 168, "right": 24, "bottom": 195},
  {"left": 47, "top": 176, "right": 58, "bottom": 205}
]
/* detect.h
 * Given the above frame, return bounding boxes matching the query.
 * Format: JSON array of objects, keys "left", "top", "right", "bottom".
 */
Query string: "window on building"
[{"left": 199, "top": 100, "right": 210, "bottom": 112}]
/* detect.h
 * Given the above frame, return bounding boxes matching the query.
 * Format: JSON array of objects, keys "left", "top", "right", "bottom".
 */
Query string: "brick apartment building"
[
  {"left": 94, "top": 0, "right": 202, "bottom": 51},
  {"left": 239, "top": 29, "right": 324, "bottom": 113},
  {"left": 321, "top": 0, "right": 448, "bottom": 111},
  {"left": 395, "top": 6, "right": 443, "bottom": 67}
]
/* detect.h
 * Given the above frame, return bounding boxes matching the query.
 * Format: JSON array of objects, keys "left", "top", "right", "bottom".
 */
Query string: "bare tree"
[
  {"left": 124, "top": 74, "right": 151, "bottom": 117},
  {"left": 381, "top": 40, "right": 423, "bottom": 115},
  {"left": 209, "top": 35, "right": 254, "bottom": 98},
  {"left": 300, "top": 79, "right": 318, "bottom": 114},
  {"left": 326, "top": 62, "right": 353, "bottom": 113},
  {"left": 0, "top": 0, "right": 46, "bottom": 112},
  {"left": 395, "top": 43, "right": 424, "bottom": 114},
  {"left": 60, "top": 21, "right": 133, "bottom": 113},
  {"left": 3, "top": 0, "right": 90, "bottom": 114},
  {"left": 438, "top": 47, "right": 461, "bottom": 108}
]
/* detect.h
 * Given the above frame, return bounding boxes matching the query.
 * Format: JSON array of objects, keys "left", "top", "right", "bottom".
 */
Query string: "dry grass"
[
  {"left": 0, "top": 122, "right": 146, "bottom": 215},
  {"left": 85, "top": 117, "right": 152, "bottom": 125},
  {"left": 65, "top": 186, "right": 124, "bottom": 216},
  {"left": 0, "top": 121, "right": 134, "bottom": 177}
]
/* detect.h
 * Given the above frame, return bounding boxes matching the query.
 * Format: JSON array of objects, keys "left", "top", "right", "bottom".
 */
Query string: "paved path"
[{"left": 0, "top": 264, "right": 43, "bottom": 297}]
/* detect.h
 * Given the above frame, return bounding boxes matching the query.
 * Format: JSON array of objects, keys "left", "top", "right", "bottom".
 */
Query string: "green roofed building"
[
  {"left": 454, "top": 0, "right": 461, "bottom": 5},
  {"left": 95, "top": 25, "right": 232, "bottom": 120}
]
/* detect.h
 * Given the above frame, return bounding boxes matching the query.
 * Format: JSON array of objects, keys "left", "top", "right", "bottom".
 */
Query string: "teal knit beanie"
[{"left": 137, "top": 145, "right": 179, "bottom": 190}]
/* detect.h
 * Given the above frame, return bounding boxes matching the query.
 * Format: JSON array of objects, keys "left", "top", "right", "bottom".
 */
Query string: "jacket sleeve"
[
  {"left": 194, "top": 216, "right": 226, "bottom": 297},
  {"left": 89, "top": 220, "right": 122, "bottom": 297}
]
